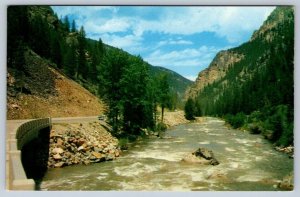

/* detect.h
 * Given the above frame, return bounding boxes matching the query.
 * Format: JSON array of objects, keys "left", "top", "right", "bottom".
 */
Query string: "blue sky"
[{"left": 52, "top": 6, "right": 275, "bottom": 81}]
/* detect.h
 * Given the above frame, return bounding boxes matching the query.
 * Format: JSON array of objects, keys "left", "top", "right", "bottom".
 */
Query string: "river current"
[{"left": 41, "top": 117, "right": 293, "bottom": 191}]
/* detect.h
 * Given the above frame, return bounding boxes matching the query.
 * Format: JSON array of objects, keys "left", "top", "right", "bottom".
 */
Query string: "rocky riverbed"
[{"left": 48, "top": 122, "right": 121, "bottom": 168}]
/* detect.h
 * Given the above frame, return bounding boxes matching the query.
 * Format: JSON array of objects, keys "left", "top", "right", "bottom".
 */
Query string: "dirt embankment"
[
  {"left": 48, "top": 121, "right": 120, "bottom": 168},
  {"left": 7, "top": 66, "right": 106, "bottom": 119}
]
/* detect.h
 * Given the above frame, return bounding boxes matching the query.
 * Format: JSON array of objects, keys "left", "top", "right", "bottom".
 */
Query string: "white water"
[{"left": 41, "top": 117, "right": 293, "bottom": 191}]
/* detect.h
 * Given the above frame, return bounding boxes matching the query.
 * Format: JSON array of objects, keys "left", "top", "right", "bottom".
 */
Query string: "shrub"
[
  {"left": 156, "top": 122, "right": 167, "bottom": 132},
  {"left": 248, "top": 122, "right": 264, "bottom": 134},
  {"left": 118, "top": 137, "right": 129, "bottom": 150},
  {"left": 224, "top": 112, "right": 246, "bottom": 129},
  {"left": 278, "top": 122, "right": 293, "bottom": 146}
]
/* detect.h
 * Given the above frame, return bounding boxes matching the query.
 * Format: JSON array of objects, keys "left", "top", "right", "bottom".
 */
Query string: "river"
[{"left": 41, "top": 117, "right": 293, "bottom": 191}]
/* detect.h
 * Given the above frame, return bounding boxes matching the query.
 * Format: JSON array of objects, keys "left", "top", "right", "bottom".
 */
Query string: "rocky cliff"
[
  {"left": 186, "top": 6, "right": 293, "bottom": 99},
  {"left": 186, "top": 50, "right": 244, "bottom": 98}
]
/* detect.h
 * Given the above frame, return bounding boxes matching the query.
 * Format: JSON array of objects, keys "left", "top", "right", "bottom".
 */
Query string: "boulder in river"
[{"left": 182, "top": 147, "right": 219, "bottom": 165}]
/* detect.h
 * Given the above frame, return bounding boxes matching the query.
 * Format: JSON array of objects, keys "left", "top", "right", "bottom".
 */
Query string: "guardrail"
[{"left": 6, "top": 118, "right": 51, "bottom": 190}]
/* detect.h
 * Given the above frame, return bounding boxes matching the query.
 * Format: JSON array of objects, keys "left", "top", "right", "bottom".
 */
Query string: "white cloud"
[
  {"left": 52, "top": 6, "right": 117, "bottom": 19},
  {"left": 145, "top": 46, "right": 222, "bottom": 68},
  {"left": 156, "top": 39, "right": 193, "bottom": 48},
  {"left": 184, "top": 75, "right": 197, "bottom": 81},
  {"left": 85, "top": 18, "right": 133, "bottom": 34},
  {"left": 99, "top": 33, "right": 148, "bottom": 55},
  {"left": 132, "top": 6, "right": 275, "bottom": 43},
  {"left": 53, "top": 6, "right": 275, "bottom": 44}
]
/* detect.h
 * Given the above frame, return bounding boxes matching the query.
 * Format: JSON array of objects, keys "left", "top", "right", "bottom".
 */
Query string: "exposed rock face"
[
  {"left": 186, "top": 50, "right": 244, "bottom": 98},
  {"left": 182, "top": 147, "right": 219, "bottom": 165},
  {"left": 185, "top": 6, "right": 294, "bottom": 100},
  {"left": 48, "top": 122, "right": 121, "bottom": 168},
  {"left": 250, "top": 6, "right": 294, "bottom": 43}
]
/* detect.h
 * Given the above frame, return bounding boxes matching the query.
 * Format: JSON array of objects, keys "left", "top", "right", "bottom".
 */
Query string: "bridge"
[
  {"left": 6, "top": 118, "right": 52, "bottom": 190},
  {"left": 6, "top": 116, "right": 100, "bottom": 190}
]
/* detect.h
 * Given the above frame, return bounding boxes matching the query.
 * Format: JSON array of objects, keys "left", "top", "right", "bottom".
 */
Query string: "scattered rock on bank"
[
  {"left": 278, "top": 173, "right": 293, "bottom": 190},
  {"left": 275, "top": 145, "right": 294, "bottom": 158},
  {"left": 182, "top": 147, "right": 219, "bottom": 165},
  {"left": 48, "top": 122, "right": 121, "bottom": 168}
]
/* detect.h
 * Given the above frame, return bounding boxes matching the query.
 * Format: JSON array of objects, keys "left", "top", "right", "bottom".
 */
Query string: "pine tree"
[
  {"left": 64, "top": 15, "right": 70, "bottom": 32},
  {"left": 98, "top": 50, "right": 128, "bottom": 132},
  {"left": 184, "top": 98, "right": 195, "bottom": 120},
  {"left": 49, "top": 31, "right": 62, "bottom": 68},
  {"left": 63, "top": 44, "right": 77, "bottom": 77},
  {"left": 157, "top": 74, "right": 171, "bottom": 123},
  {"left": 120, "top": 56, "right": 151, "bottom": 134},
  {"left": 77, "top": 26, "right": 88, "bottom": 79},
  {"left": 7, "top": 6, "right": 29, "bottom": 69},
  {"left": 71, "top": 19, "right": 76, "bottom": 32}
]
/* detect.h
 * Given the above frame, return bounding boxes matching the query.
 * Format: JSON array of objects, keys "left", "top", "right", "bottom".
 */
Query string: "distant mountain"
[{"left": 148, "top": 65, "right": 192, "bottom": 99}]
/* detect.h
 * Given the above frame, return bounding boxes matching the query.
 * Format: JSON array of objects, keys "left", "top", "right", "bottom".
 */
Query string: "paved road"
[{"left": 52, "top": 116, "right": 99, "bottom": 123}]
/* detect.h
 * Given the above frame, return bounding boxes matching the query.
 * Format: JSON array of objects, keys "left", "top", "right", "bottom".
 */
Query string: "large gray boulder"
[{"left": 182, "top": 147, "right": 219, "bottom": 165}]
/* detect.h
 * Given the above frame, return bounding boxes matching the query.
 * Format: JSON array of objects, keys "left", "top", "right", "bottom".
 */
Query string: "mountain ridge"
[
  {"left": 185, "top": 6, "right": 294, "bottom": 146},
  {"left": 186, "top": 6, "right": 293, "bottom": 100}
]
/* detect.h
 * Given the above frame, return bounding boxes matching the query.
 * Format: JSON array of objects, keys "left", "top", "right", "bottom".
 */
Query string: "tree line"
[{"left": 7, "top": 6, "right": 177, "bottom": 138}]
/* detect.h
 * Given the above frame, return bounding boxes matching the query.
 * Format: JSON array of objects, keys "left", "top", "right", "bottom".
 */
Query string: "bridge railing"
[
  {"left": 7, "top": 118, "right": 51, "bottom": 190},
  {"left": 16, "top": 118, "right": 51, "bottom": 150}
]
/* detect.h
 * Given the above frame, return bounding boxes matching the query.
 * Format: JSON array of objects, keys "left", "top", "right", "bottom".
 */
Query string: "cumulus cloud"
[
  {"left": 53, "top": 6, "right": 275, "bottom": 44},
  {"left": 132, "top": 6, "right": 275, "bottom": 43},
  {"left": 156, "top": 39, "right": 193, "bottom": 48},
  {"left": 144, "top": 46, "right": 225, "bottom": 68}
]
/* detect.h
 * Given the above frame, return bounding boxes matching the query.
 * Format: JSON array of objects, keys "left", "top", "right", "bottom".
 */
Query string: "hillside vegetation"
[
  {"left": 186, "top": 6, "right": 294, "bottom": 146},
  {"left": 7, "top": 6, "right": 192, "bottom": 139}
]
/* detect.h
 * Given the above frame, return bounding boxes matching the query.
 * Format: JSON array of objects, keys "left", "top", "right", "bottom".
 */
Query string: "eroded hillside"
[{"left": 7, "top": 49, "right": 106, "bottom": 119}]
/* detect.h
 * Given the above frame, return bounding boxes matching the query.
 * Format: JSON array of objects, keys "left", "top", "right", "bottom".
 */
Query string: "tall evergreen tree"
[
  {"left": 63, "top": 15, "right": 70, "bottom": 32},
  {"left": 157, "top": 74, "right": 171, "bottom": 123},
  {"left": 120, "top": 56, "right": 152, "bottom": 134},
  {"left": 7, "top": 6, "right": 29, "bottom": 69},
  {"left": 77, "top": 26, "right": 88, "bottom": 79},
  {"left": 63, "top": 44, "right": 77, "bottom": 77},
  {"left": 184, "top": 98, "right": 195, "bottom": 120},
  {"left": 71, "top": 19, "right": 76, "bottom": 32}
]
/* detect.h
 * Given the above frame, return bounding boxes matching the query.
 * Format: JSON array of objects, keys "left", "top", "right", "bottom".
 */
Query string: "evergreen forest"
[{"left": 185, "top": 7, "right": 294, "bottom": 146}]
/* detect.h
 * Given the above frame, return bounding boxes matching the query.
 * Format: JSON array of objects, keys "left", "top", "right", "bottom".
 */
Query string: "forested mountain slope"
[
  {"left": 186, "top": 6, "right": 294, "bottom": 146},
  {"left": 7, "top": 5, "right": 191, "bottom": 120}
]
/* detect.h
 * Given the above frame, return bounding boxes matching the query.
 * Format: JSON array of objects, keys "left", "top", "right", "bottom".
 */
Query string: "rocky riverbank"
[
  {"left": 48, "top": 122, "right": 121, "bottom": 168},
  {"left": 162, "top": 111, "right": 203, "bottom": 127},
  {"left": 275, "top": 145, "right": 294, "bottom": 158}
]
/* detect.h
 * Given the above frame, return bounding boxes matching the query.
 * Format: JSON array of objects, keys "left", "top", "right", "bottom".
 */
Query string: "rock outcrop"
[
  {"left": 182, "top": 147, "right": 219, "bottom": 165},
  {"left": 186, "top": 50, "right": 244, "bottom": 98},
  {"left": 185, "top": 6, "right": 294, "bottom": 100},
  {"left": 48, "top": 122, "right": 120, "bottom": 168}
]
